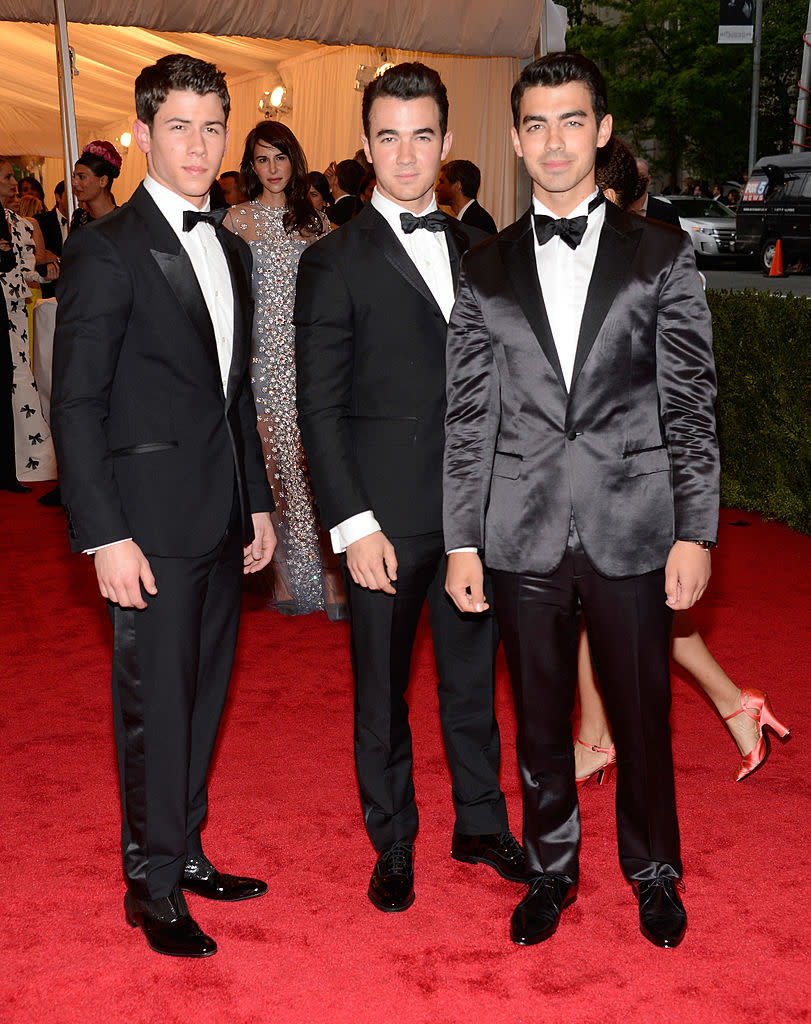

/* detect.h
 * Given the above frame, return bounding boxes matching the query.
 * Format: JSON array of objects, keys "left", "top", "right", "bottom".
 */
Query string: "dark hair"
[
  {"left": 595, "top": 136, "right": 646, "bottom": 211},
  {"left": 511, "top": 52, "right": 608, "bottom": 129},
  {"left": 307, "top": 171, "right": 331, "bottom": 208},
  {"left": 362, "top": 62, "right": 449, "bottom": 139},
  {"left": 240, "top": 121, "right": 322, "bottom": 237},
  {"left": 219, "top": 170, "right": 239, "bottom": 184},
  {"left": 54, "top": 180, "right": 65, "bottom": 197},
  {"left": 335, "top": 159, "right": 364, "bottom": 196},
  {"left": 442, "top": 159, "right": 481, "bottom": 199},
  {"left": 18, "top": 175, "right": 45, "bottom": 202},
  {"left": 75, "top": 142, "right": 122, "bottom": 190},
  {"left": 135, "top": 53, "right": 229, "bottom": 128}
]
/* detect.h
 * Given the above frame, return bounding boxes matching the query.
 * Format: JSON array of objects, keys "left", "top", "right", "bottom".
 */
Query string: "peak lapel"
[
  {"left": 500, "top": 211, "right": 566, "bottom": 391},
  {"left": 570, "top": 203, "right": 642, "bottom": 389}
]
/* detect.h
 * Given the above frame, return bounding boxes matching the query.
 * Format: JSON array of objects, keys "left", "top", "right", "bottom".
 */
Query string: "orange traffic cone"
[{"left": 769, "top": 238, "right": 785, "bottom": 277}]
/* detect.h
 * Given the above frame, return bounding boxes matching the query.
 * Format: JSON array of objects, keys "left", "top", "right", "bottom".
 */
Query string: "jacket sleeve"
[
  {"left": 51, "top": 227, "right": 133, "bottom": 551},
  {"left": 443, "top": 259, "right": 500, "bottom": 552},
  {"left": 294, "top": 241, "right": 373, "bottom": 530},
  {"left": 655, "top": 232, "right": 720, "bottom": 542}
]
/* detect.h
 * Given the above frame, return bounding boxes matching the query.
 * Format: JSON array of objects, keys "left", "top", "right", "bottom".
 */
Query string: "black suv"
[{"left": 735, "top": 153, "right": 811, "bottom": 273}]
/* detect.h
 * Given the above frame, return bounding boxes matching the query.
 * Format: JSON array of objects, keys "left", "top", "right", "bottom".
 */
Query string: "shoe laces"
[
  {"left": 381, "top": 840, "right": 413, "bottom": 876},
  {"left": 497, "top": 832, "right": 524, "bottom": 859}
]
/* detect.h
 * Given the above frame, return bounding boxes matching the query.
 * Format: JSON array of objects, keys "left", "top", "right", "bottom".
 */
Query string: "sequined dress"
[{"left": 228, "top": 201, "right": 345, "bottom": 618}]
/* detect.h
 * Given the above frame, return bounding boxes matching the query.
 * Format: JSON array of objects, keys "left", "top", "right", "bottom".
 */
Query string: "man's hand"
[
  {"left": 94, "top": 540, "right": 156, "bottom": 609},
  {"left": 244, "top": 512, "right": 276, "bottom": 573},
  {"left": 346, "top": 531, "right": 397, "bottom": 594},
  {"left": 445, "top": 551, "right": 489, "bottom": 614},
  {"left": 664, "top": 540, "right": 711, "bottom": 610}
]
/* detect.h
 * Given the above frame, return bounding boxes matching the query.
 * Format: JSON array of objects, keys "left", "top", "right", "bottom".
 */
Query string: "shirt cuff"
[
  {"left": 84, "top": 538, "right": 132, "bottom": 556},
  {"left": 330, "top": 512, "right": 381, "bottom": 554},
  {"left": 447, "top": 547, "right": 478, "bottom": 554}
]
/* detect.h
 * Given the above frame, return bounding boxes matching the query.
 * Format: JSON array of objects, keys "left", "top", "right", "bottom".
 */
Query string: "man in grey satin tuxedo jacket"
[{"left": 443, "top": 54, "right": 719, "bottom": 950}]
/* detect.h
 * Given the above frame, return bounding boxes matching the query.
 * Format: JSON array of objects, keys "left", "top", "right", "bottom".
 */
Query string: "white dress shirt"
[
  {"left": 329, "top": 187, "right": 456, "bottom": 554},
  {"left": 532, "top": 188, "right": 605, "bottom": 390},
  {"left": 457, "top": 198, "right": 475, "bottom": 220},
  {"left": 56, "top": 209, "right": 69, "bottom": 244},
  {"left": 88, "top": 176, "right": 235, "bottom": 555}
]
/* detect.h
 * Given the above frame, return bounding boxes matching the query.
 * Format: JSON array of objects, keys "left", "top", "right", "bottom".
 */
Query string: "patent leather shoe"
[
  {"left": 633, "top": 877, "right": 687, "bottom": 948},
  {"left": 368, "top": 840, "right": 415, "bottom": 912},
  {"left": 181, "top": 853, "right": 268, "bottom": 901},
  {"left": 510, "top": 873, "right": 577, "bottom": 945},
  {"left": 452, "top": 830, "right": 528, "bottom": 881},
  {"left": 124, "top": 885, "right": 217, "bottom": 958}
]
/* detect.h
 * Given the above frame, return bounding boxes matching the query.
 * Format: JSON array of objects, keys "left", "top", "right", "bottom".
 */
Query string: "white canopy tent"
[{"left": 0, "top": 1, "right": 552, "bottom": 227}]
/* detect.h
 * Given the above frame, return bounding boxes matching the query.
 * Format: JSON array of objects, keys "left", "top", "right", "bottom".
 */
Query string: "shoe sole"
[
  {"left": 510, "top": 892, "right": 577, "bottom": 946},
  {"left": 452, "top": 851, "right": 528, "bottom": 883},
  {"left": 367, "top": 888, "right": 415, "bottom": 913}
]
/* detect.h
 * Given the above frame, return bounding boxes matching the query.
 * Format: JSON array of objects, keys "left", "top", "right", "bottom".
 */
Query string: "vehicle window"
[
  {"left": 666, "top": 197, "right": 735, "bottom": 218},
  {"left": 800, "top": 175, "right": 811, "bottom": 198},
  {"left": 782, "top": 175, "right": 804, "bottom": 197}
]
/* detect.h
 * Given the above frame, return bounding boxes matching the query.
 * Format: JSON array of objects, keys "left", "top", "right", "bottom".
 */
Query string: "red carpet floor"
[{"left": 1, "top": 487, "right": 809, "bottom": 1024}]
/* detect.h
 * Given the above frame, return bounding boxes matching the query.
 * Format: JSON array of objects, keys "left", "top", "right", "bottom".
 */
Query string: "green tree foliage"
[{"left": 563, "top": 0, "right": 808, "bottom": 185}]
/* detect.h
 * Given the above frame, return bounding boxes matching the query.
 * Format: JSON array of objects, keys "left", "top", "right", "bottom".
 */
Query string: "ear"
[
  {"left": 133, "top": 119, "right": 151, "bottom": 156},
  {"left": 510, "top": 125, "right": 523, "bottom": 159},
  {"left": 596, "top": 114, "right": 613, "bottom": 150},
  {"left": 360, "top": 134, "right": 373, "bottom": 166},
  {"left": 603, "top": 187, "right": 618, "bottom": 206},
  {"left": 440, "top": 130, "right": 453, "bottom": 161}
]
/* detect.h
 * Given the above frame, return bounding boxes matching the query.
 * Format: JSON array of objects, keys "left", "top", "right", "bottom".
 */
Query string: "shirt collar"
[
  {"left": 371, "top": 187, "right": 438, "bottom": 237},
  {"left": 532, "top": 187, "right": 600, "bottom": 221},
  {"left": 457, "top": 198, "right": 475, "bottom": 219},
  {"left": 144, "top": 174, "right": 211, "bottom": 235}
]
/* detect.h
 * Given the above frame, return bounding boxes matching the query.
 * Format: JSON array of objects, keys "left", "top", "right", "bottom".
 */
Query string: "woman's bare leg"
[{"left": 574, "top": 628, "right": 615, "bottom": 779}]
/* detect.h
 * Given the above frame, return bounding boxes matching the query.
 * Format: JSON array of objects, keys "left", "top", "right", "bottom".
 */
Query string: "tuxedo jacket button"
[{"left": 566, "top": 430, "right": 578, "bottom": 441}]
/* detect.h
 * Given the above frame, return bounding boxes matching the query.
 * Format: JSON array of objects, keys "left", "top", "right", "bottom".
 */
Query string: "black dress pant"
[
  {"left": 344, "top": 531, "right": 508, "bottom": 852},
  {"left": 492, "top": 530, "right": 681, "bottom": 885},
  {"left": 110, "top": 502, "right": 243, "bottom": 901}
]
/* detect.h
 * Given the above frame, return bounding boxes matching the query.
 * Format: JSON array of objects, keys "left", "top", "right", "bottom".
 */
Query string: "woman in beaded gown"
[{"left": 225, "top": 122, "right": 346, "bottom": 619}]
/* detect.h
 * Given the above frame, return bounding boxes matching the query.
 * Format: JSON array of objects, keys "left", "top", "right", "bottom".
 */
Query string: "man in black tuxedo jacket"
[
  {"left": 634, "top": 159, "right": 682, "bottom": 227},
  {"left": 436, "top": 159, "right": 498, "bottom": 234},
  {"left": 295, "top": 63, "right": 524, "bottom": 914},
  {"left": 444, "top": 54, "right": 719, "bottom": 949},
  {"left": 51, "top": 55, "right": 276, "bottom": 959}
]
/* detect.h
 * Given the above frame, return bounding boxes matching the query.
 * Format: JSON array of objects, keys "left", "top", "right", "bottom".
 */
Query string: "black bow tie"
[
  {"left": 400, "top": 210, "right": 448, "bottom": 234},
  {"left": 182, "top": 208, "right": 227, "bottom": 232},
  {"left": 533, "top": 192, "right": 605, "bottom": 250}
]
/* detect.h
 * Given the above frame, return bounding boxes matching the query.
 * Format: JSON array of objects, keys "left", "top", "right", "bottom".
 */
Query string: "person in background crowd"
[
  {"left": 594, "top": 138, "right": 646, "bottom": 212},
  {"left": 0, "top": 158, "right": 57, "bottom": 486},
  {"left": 70, "top": 140, "right": 121, "bottom": 231},
  {"left": 296, "top": 61, "right": 525, "bottom": 917},
  {"left": 51, "top": 53, "right": 275, "bottom": 960},
  {"left": 327, "top": 158, "right": 364, "bottom": 226},
  {"left": 435, "top": 159, "right": 497, "bottom": 234},
  {"left": 306, "top": 170, "right": 332, "bottom": 215},
  {"left": 634, "top": 157, "right": 681, "bottom": 227},
  {"left": 358, "top": 168, "right": 376, "bottom": 205},
  {"left": 225, "top": 121, "right": 344, "bottom": 620},
  {"left": 18, "top": 176, "right": 45, "bottom": 203},
  {"left": 0, "top": 193, "right": 24, "bottom": 492},
  {"left": 218, "top": 170, "right": 247, "bottom": 206}
]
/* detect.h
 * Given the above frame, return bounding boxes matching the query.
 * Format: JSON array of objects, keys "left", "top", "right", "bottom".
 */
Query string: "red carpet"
[{"left": 2, "top": 487, "right": 809, "bottom": 1024}]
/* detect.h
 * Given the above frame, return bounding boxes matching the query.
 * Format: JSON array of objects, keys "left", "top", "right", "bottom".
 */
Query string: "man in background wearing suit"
[
  {"left": 635, "top": 158, "right": 682, "bottom": 227},
  {"left": 435, "top": 159, "right": 498, "bottom": 234},
  {"left": 295, "top": 62, "right": 524, "bottom": 915},
  {"left": 444, "top": 54, "right": 718, "bottom": 949},
  {"left": 52, "top": 54, "right": 276, "bottom": 959}
]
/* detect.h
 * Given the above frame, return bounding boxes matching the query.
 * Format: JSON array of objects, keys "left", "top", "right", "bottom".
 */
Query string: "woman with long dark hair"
[
  {"left": 69, "top": 140, "right": 121, "bottom": 231},
  {"left": 225, "top": 121, "right": 344, "bottom": 618}
]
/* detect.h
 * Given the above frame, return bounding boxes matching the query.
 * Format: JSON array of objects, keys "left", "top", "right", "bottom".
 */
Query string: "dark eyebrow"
[
  {"left": 521, "top": 109, "right": 589, "bottom": 125},
  {"left": 374, "top": 126, "right": 436, "bottom": 137}
]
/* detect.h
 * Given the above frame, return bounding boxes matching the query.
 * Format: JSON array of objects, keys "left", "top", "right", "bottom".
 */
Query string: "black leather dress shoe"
[
  {"left": 510, "top": 873, "right": 578, "bottom": 945},
  {"left": 181, "top": 853, "right": 268, "bottom": 901},
  {"left": 368, "top": 840, "right": 415, "bottom": 912},
  {"left": 452, "top": 830, "right": 528, "bottom": 882},
  {"left": 633, "top": 878, "right": 687, "bottom": 948},
  {"left": 124, "top": 886, "right": 217, "bottom": 958}
]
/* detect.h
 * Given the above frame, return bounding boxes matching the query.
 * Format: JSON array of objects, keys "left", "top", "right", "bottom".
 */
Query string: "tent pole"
[{"left": 54, "top": 0, "right": 79, "bottom": 217}]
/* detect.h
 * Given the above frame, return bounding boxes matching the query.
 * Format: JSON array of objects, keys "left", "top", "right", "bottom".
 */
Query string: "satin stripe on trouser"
[
  {"left": 344, "top": 532, "right": 508, "bottom": 852},
  {"left": 491, "top": 526, "right": 681, "bottom": 885},
  {"left": 110, "top": 498, "right": 243, "bottom": 901}
]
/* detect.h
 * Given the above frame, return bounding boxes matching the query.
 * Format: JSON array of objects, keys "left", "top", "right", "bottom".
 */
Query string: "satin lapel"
[
  {"left": 218, "top": 227, "right": 252, "bottom": 408},
  {"left": 500, "top": 211, "right": 567, "bottom": 391},
  {"left": 570, "top": 204, "right": 642, "bottom": 388},
  {"left": 362, "top": 206, "right": 444, "bottom": 316},
  {"left": 129, "top": 185, "right": 220, "bottom": 381},
  {"left": 444, "top": 215, "right": 466, "bottom": 290}
]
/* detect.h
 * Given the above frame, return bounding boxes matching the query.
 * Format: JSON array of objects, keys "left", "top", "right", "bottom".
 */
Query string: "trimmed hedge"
[{"left": 708, "top": 288, "right": 810, "bottom": 534}]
